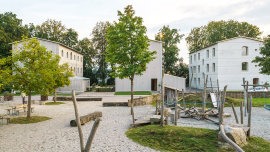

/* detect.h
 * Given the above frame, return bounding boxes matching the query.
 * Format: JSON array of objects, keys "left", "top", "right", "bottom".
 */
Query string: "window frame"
[
  {"left": 242, "top": 62, "right": 248, "bottom": 71},
  {"left": 242, "top": 46, "right": 248, "bottom": 56}
]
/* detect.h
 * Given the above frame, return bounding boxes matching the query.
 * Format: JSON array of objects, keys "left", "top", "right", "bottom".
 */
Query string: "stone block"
[{"left": 218, "top": 125, "right": 247, "bottom": 147}]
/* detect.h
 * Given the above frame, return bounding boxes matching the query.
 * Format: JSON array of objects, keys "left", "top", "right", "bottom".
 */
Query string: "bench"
[
  {"left": 5, "top": 108, "right": 12, "bottom": 115},
  {"left": 14, "top": 109, "right": 23, "bottom": 116},
  {"left": 3, "top": 117, "right": 13, "bottom": 125}
]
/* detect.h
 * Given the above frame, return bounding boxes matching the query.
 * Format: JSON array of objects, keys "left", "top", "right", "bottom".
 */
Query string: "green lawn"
[
  {"left": 126, "top": 125, "right": 270, "bottom": 152},
  {"left": 10, "top": 116, "right": 51, "bottom": 124},
  {"left": 45, "top": 102, "right": 65, "bottom": 105},
  {"left": 115, "top": 91, "right": 152, "bottom": 95}
]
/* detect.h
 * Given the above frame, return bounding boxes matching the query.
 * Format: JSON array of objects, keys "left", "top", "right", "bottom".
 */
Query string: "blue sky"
[{"left": 1, "top": 0, "right": 270, "bottom": 63}]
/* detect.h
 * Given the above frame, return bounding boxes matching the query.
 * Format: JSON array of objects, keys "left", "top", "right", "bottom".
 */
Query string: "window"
[
  {"left": 207, "top": 50, "right": 209, "bottom": 58},
  {"left": 255, "top": 49, "right": 257, "bottom": 52},
  {"left": 242, "top": 62, "right": 248, "bottom": 71},
  {"left": 198, "top": 78, "right": 200, "bottom": 85},
  {"left": 78, "top": 68, "right": 79, "bottom": 73},
  {"left": 198, "top": 53, "right": 200, "bottom": 60},
  {"left": 61, "top": 50, "right": 63, "bottom": 57},
  {"left": 77, "top": 56, "right": 79, "bottom": 61},
  {"left": 202, "top": 59, "right": 204, "bottom": 65},
  {"left": 194, "top": 54, "right": 196, "bottom": 61},
  {"left": 212, "top": 63, "right": 215, "bottom": 72},
  {"left": 190, "top": 67, "right": 193, "bottom": 73},
  {"left": 67, "top": 52, "right": 68, "bottom": 58},
  {"left": 255, "top": 65, "right": 258, "bottom": 67},
  {"left": 81, "top": 68, "right": 82, "bottom": 73},
  {"left": 212, "top": 48, "right": 215, "bottom": 57},
  {"left": 242, "top": 46, "right": 248, "bottom": 56},
  {"left": 207, "top": 64, "right": 209, "bottom": 72},
  {"left": 81, "top": 57, "right": 83, "bottom": 62},
  {"left": 74, "top": 55, "right": 75, "bottom": 60},
  {"left": 70, "top": 52, "right": 72, "bottom": 60},
  {"left": 190, "top": 56, "right": 192, "bottom": 64},
  {"left": 198, "top": 65, "right": 200, "bottom": 73},
  {"left": 193, "top": 66, "right": 196, "bottom": 73},
  {"left": 194, "top": 78, "right": 196, "bottom": 84}
]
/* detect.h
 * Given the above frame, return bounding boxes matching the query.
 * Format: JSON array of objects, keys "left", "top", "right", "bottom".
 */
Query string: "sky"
[{"left": 1, "top": 0, "right": 270, "bottom": 63}]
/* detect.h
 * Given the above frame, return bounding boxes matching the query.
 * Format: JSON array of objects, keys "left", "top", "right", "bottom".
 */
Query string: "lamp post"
[{"left": 159, "top": 32, "right": 165, "bottom": 127}]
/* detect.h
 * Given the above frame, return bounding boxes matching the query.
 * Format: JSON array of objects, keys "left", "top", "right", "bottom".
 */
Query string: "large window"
[
  {"left": 198, "top": 53, "right": 200, "bottom": 60},
  {"left": 193, "top": 66, "right": 196, "bottom": 73},
  {"left": 198, "top": 65, "right": 200, "bottom": 73},
  {"left": 207, "top": 50, "right": 209, "bottom": 58},
  {"left": 67, "top": 52, "right": 68, "bottom": 58},
  {"left": 74, "top": 55, "right": 75, "bottom": 60},
  {"left": 61, "top": 50, "right": 63, "bottom": 57},
  {"left": 198, "top": 78, "right": 200, "bottom": 85},
  {"left": 212, "top": 63, "right": 215, "bottom": 72},
  {"left": 242, "top": 62, "right": 248, "bottom": 71},
  {"left": 194, "top": 54, "right": 196, "bottom": 61},
  {"left": 190, "top": 56, "right": 192, "bottom": 64},
  {"left": 78, "top": 56, "right": 79, "bottom": 61},
  {"left": 70, "top": 52, "right": 72, "bottom": 60},
  {"left": 212, "top": 48, "right": 215, "bottom": 57},
  {"left": 242, "top": 46, "right": 248, "bottom": 56},
  {"left": 202, "top": 59, "right": 204, "bottom": 65},
  {"left": 207, "top": 64, "right": 209, "bottom": 72}
]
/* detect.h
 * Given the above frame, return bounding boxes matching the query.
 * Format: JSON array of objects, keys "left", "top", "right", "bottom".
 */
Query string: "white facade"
[
  {"left": 189, "top": 36, "right": 268, "bottom": 91},
  {"left": 12, "top": 38, "right": 89, "bottom": 93},
  {"left": 116, "top": 40, "right": 186, "bottom": 92}
]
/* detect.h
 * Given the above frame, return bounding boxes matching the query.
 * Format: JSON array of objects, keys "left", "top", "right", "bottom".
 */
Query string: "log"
[
  {"left": 231, "top": 102, "right": 239, "bottom": 124},
  {"left": 103, "top": 102, "right": 128, "bottom": 107},
  {"left": 70, "top": 111, "right": 102, "bottom": 127}
]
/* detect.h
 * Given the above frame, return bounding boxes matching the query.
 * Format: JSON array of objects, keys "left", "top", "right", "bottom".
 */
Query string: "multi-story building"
[
  {"left": 12, "top": 38, "right": 90, "bottom": 93},
  {"left": 189, "top": 36, "right": 268, "bottom": 91}
]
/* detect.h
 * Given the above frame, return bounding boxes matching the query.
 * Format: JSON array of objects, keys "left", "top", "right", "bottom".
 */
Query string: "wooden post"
[
  {"left": 210, "top": 78, "right": 213, "bottom": 92},
  {"left": 194, "top": 91, "right": 197, "bottom": 107},
  {"left": 189, "top": 70, "right": 194, "bottom": 96},
  {"left": 170, "top": 114, "right": 174, "bottom": 124},
  {"left": 156, "top": 100, "right": 158, "bottom": 115},
  {"left": 72, "top": 90, "right": 84, "bottom": 152},
  {"left": 243, "top": 78, "right": 247, "bottom": 117},
  {"left": 178, "top": 109, "right": 181, "bottom": 120},
  {"left": 220, "top": 85, "right": 227, "bottom": 125},
  {"left": 247, "top": 96, "right": 252, "bottom": 137},
  {"left": 231, "top": 102, "right": 239, "bottom": 124},
  {"left": 240, "top": 100, "right": 243, "bottom": 124},
  {"left": 203, "top": 82, "right": 206, "bottom": 113},
  {"left": 217, "top": 79, "right": 220, "bottom": 93},
  {"left": 246, "top": 81, "right": 249, "bottom": 113},
  {"left": 84, "top": 118, "right": 101, "bottom": 152},
  {"left": 161, "top": 69, "right": 165, "bottom": 127},
  {"left": 175, "top": 89, "right": 178, "bottom": 126},
  {"left": 182, "top": 89, "right": 186, "bottom": 110}
]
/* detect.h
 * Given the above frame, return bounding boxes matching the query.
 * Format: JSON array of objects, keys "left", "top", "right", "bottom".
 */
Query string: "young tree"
[
  {"left": 155, "top": 25, "right": 184, "bottom": 74},
  {"left": 252, "top": 35, "right": 270, "bottom": 74},
  {"left": 106, "top": 5, "right": 156, "bottom": 124},
  {"left": 91, "top": 21, "right": 111, "bottom": 85},
  {"left": 0, "top": 12, "right": 28, "bottom": 57},
  {"left": 53, "top": 62, "right": 74, "bottom": 103},
  {"left": 0, "top": 38, "right": 67, "bottom": 118}
]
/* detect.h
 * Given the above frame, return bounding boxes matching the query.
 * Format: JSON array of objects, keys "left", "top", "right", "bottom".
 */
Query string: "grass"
[
  {"left": 115, "top": 91, "right": 152, "bottom": 95},
  {"left": 45, "top": 102, "right": 65, "bottom": 105},
  {"left": 225, "top": 97, "right": 268, "bottom": 107},
  {"left": 10, "top": 116, "right": 51, "bottom": 124},
  {"left": 126, "top": 125, "right": 270, "bottom": 152}
]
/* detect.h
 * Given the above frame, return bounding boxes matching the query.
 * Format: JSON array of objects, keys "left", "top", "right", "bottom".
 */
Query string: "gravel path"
[{"left": 0, "top": 95, "right": 269, "bottom": 152}]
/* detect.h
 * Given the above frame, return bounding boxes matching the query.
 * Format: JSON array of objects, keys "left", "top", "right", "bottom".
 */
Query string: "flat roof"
[
  {"left": 10, "top": 37, "right": 83, "bottom": 55},
  {"left": 189, "top": 36, "right": 263, "bottom": 54}
]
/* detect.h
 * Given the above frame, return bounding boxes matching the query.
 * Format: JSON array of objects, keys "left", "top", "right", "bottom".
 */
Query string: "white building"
[
  {"left": 11, "top": 38, "right": 90, "bottom": 93},
  {"left": 189, "top": 36, "right": 268, "bottom": 91},
  {"left": 116, "top": 40, "right": 186, "bottom": 92}
]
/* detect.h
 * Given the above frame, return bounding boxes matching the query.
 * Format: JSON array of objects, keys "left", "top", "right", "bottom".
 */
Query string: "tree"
[
  {"left": 174, "top": 58, "right": 189, "bottom": 85},
  {"left": 186, "top": 20, "right": 262, "bottom": 52},
  {"left": 62, "top": 28, "right": 79, "bottom": 48},
  {"left": 252, "top": 35, "right": 270, "bottom": 75},
  {"left": 155, "top": 25, "right": 184, "bottom": 74},
  {"left": 91, "top": 21, "right": 111, "bottom": 85},
  {"left": 106, "top": 5, "right": 156, "bottom": 124},
  {"left": 53, "top": 62, "right": 74, "bottom": 103},
  {"left": 34, "top": 19, "right": 66, "bottom": 42},
  {"left": 0, "top": 38, "right": 67, "bottom": 118},
  {"left": 0, "top": 12, "right": 28, "bottom": 57}
]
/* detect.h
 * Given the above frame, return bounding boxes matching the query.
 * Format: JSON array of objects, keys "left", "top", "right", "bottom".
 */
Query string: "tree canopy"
[
  {"left": 155, "top": 25, "right": 184, "bottom": 74},
  {"left": 186, "top": 20, "right": 262, "bottom": 52},
  {"left": 0, "top": 12, "right": 28, "bottom": 57},
  {"left": 0, "top": 38, "right": 72, "bottom": 117},
  {"left": 252, "top": 35, "right": 270, "bottom": 75}
]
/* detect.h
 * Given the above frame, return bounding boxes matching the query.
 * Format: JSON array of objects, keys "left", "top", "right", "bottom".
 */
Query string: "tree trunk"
[
  {"left": 54, "top": 87, "right": 57, "bottom": 103},
  {"left": 27, "top": 91, "right": 32, "bottom": 118},
  {"left": 130, "top": 78, "right": 135, "bottom": 125}
]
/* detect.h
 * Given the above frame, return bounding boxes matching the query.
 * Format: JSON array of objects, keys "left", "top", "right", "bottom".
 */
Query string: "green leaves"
[
  {"left": 155, "top": 25, "right": 184, "bottom": 75},
  {"left": 186, "top": 20, "right": 262, "bottom": 52},
  {"left": 252, "top": 35, "right": 270, "bottom": 75},
  {"left": 106, "top": 5, "right": 156, "bottom": 80}
]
